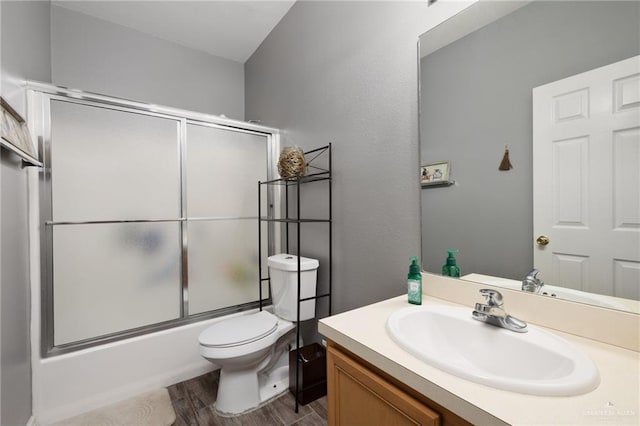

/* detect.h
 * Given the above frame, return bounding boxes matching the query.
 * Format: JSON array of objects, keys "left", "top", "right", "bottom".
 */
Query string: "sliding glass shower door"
[
  {"left": 185, "top": 124, "right": 269, "bottom": 315},
  {"left": 50, "top": 100, "right": 183, "bottom": 346},
  {"left": 35, "top": 86, "right": 278, "bottom": 355}
]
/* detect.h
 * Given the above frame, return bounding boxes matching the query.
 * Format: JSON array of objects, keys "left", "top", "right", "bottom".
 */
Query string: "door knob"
[{"left": 536, "top": 235, "right": 550, "bottom": 246}]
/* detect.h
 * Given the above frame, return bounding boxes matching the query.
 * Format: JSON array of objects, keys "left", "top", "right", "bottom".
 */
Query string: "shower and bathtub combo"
[{"left": 29, "top": 83, "right": 323, "bottom": 420}]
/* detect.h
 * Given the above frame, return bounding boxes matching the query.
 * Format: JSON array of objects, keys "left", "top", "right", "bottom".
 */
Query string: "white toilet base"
[
  {"left": 210, "top": 323, "right": 296, "bottom": 417},
  {"left": 259, "top": 365, "right": 289, "bottom": 402},
  {"left": 214, "top": 360, "right": 292, "bottom": 416},
  {"left": 215, "top": 367, "right": 262, "bottom": 415}
]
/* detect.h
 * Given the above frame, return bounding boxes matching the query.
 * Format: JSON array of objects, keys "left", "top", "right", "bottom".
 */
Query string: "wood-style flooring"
[{"left": 168, "top": 370, "right": 327, "bottom": 426}]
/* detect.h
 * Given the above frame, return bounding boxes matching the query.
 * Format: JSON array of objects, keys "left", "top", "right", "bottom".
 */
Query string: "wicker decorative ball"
[{"left": 278, "top": 147, "right": 307, "bottom": 179}]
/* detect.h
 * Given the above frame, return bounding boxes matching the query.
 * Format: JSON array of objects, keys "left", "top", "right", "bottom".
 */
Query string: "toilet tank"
[{"left": 267, "top": 254, "right": 319, "bottom": 321}]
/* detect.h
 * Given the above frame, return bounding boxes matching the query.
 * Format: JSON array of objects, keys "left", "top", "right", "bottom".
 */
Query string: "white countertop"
[{"left": 318, "top": 294, "right": 640, "bottom": 426}]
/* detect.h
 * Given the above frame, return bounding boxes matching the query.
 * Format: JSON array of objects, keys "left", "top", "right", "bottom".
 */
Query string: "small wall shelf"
[
  {"left": 422, "top": 180, "right": 455, "bottom": 188},
  {"left": 0, "top": 138, "right": 43, "bottom": 168},
  {"left": 1, "top": 97, "right": 42, "bottom": 168}
]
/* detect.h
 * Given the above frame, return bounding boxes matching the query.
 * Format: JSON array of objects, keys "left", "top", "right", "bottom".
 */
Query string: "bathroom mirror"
[{"left": 419, "top": 0, "right": 640, "bottom": 313}]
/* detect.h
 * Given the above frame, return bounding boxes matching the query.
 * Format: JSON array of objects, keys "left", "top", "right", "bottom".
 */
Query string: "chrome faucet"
[
  {"left": 522, "top": 269, "right": 544, "bottom": 293},
  {"left": 472, "top": 289, "right": 528, "bottom": 333}
]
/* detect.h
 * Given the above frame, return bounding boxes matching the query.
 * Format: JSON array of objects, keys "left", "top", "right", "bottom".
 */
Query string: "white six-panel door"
[{"left": 533, "top": 55, "right": 640, "bottom": 300}]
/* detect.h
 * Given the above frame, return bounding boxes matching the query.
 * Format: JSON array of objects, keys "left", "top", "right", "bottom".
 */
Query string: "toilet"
[{"left": 198, "top": 254, "right": 319, "bottom": 415}]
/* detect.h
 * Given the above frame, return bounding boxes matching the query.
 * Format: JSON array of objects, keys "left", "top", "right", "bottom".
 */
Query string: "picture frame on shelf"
[{"left": 420, "top": 161, "right": 450, "bottom": 186}]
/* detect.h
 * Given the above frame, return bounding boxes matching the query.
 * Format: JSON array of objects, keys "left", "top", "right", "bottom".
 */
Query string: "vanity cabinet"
[{"left": 327, "top": 342, "right": 471, "bottom": 426}]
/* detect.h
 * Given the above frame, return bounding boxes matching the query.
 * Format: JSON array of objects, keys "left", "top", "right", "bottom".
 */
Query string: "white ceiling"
[{"left": 52, "top": 1, "right": 297, "bottom": 63}]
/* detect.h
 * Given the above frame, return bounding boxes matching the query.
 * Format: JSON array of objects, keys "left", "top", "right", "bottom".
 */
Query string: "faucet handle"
[
  {"left": 479, "top": 289, "right": 503, "bottom": 307},
  {"left": 526, "top": 269, "right": 540, "bottom": 279},
  {"left": 522, "top": 269, "right": 544, "bottom": 292}
]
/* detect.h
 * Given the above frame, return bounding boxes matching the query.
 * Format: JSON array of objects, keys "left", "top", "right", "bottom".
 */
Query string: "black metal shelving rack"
[{"left": 257, "top": 143, "right": 332, "bottom": 413}]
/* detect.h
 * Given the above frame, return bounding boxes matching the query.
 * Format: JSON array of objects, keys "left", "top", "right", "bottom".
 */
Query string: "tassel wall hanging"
[{"left": 499, "top": 145, "right": 513, "bottom": 171}]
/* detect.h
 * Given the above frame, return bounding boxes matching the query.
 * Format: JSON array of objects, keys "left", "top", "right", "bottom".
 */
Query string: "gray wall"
[
  {"left": 246, "top": 1, "right": 437, "bottom": 314},
  {"left": 1, "top": 2, "right": 51, "bottom": 424},
  {"left": 420, "top": 1, "right": 640, "bottom": 279},
  {"left": 51, "top": 5, "right": 245, "bottom": 120}
]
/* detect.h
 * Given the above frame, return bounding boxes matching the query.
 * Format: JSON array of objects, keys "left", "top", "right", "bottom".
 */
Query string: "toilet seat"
[{"left": 199, "top": 311, "right": 278, "bottom": 348}]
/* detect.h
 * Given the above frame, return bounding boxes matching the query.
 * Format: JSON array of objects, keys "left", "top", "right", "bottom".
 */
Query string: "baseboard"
[{"left": 27, "top": 415, "right": 40, "bottom": 426}]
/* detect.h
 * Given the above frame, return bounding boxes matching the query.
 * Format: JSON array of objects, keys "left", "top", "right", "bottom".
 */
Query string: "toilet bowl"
[
  {"left": 199, "top": 310, "right": 295, "bottom": 415},
  {"left": 198, "top": 254, "right": 319, "bottom": 416}
]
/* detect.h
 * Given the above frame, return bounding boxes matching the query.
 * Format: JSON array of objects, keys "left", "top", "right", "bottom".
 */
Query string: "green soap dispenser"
[
  {"left": 442, "top": 250, "right": 461, "bottom": 277},
  {"left": 407, "top": 257, "right": 422, "bottom": 305}
]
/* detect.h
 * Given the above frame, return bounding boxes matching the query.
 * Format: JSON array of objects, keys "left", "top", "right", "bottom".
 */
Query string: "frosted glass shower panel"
[
  {"left": 188, "top": 219, "right": 269, "bottom": 315},
  {"left": 186, "top": 124, "right": 268, "bottom": 218},
  {"left": 53, "top": 222, "right": 181, "bottom": 345},
  {"left": 50, "top": 101, "right": 181, "bottom": 222}
]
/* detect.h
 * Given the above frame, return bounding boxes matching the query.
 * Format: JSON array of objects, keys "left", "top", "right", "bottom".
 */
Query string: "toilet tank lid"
[
  {"left": 268, "top": 254, "right": 319, "bottom": 271},
  {"left": 199, "top": 311, "right": 278, "bottom": 348}
]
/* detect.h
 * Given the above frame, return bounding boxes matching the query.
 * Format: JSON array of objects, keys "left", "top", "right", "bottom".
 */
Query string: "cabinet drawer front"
[{"left": 327, "top": 345, "right": 440, "bottom": 426}]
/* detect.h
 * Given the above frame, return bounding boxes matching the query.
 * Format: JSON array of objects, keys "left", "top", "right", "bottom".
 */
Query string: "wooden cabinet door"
[{"left": 327, "top": 345, "right": 440, "bottom": 426}]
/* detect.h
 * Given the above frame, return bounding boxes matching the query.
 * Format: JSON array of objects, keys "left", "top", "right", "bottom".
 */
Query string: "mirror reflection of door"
[{"left": 533, "top": 55, "right": 640, "bottom": 300}]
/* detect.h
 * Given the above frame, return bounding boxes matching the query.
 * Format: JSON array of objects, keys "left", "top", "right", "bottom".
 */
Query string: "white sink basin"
[{"left": 387, "top": 305, "right": 600, "bottom": 396}]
